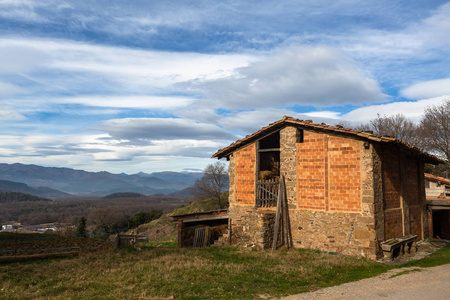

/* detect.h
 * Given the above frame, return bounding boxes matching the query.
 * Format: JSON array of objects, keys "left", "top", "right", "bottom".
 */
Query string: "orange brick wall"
[
  {"left": 234, "top": 143, "right": 256, "bottom": 205},
  {"left": 297, "top": 131, "right": 326, "bottom": 210},
  {"left": 328, "top": 136, "right": 361, "bottom": 212},
  {"left": 297, "top": 131, "right": 362, "bottom": 212}
]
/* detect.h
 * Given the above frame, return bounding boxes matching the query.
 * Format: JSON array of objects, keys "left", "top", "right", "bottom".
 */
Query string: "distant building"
[
  {"left": 1, "top": 222, "right": 22, "bottom": 230},
  {"left": 425, "top": 173, "right": 450, "bottom": 240}
]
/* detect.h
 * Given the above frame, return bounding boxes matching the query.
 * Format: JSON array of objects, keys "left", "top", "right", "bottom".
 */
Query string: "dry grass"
[
  {"left": 1, "top": 244, "right": 449, "bottom": 299},
  {"left": 0, "top": 246, "right": 387, "bottom": 299}
]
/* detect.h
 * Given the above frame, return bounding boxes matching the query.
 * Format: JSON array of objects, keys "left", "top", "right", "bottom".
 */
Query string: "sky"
[{"left": 1, "top": 0, "right": 450, "bottom": 174}]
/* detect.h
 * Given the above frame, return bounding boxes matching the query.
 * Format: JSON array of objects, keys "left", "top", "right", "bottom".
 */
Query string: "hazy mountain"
[
  {"left": 168, "top": 186, "right": 194, "bottom": 198},
  {"left": 0, "top": 191, "right": 52, "bottom": 203},
  {"left": 0, "top": 179, "right": 71, "bottom": 199},
  {"left": 0, "top": 163, "right": 203, "bottom": 197}
]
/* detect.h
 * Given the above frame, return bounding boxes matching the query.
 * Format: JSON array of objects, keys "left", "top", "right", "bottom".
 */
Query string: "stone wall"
[
  {"left": 290, "top": 210, "right": 377, "bottom": 259},
  {"left": 227, "top": 205, "right": 276, "bottom": 249},
  {"left": 280, "top": 126, "right": 299, "bottom": 208}
]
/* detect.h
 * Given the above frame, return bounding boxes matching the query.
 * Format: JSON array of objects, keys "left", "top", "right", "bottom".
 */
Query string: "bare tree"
[
  {"left": 192, "top": 161, "right": 229, "bottom": 209},
  {"left": 88, "top": 207, "right": 119, "bottom": 232},
  {"left": 371, "top": 113, "right": 423, "bottom": 146},
  {"left": 349, "top": 113, "right": 423, "bottom": 148},
  {"left": 421, "top": 99, "right": 450, "bottom": 161}
]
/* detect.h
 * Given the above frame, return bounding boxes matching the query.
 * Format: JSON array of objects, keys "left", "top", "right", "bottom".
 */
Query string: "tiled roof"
[
  {"left": 212, "top": 116, "right": 443, "bottom": 165},
  {"left": 425, "top": 173, "right": 450, "bottom": 185}
]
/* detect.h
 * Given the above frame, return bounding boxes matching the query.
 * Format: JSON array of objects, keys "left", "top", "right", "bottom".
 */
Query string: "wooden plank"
[
  {"left": 281, "top": 177, "right": 289, "bottom": 249},
  {"left": 272, "top": 175, "right": 284, "bottom": 250}
]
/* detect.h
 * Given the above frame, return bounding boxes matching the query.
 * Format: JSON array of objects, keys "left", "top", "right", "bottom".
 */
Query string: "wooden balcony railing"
[{"left": 255, "top": 178, "right": 280, "bottom": 208}]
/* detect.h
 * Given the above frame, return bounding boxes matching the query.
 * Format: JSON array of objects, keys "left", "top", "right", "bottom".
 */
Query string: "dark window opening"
[
  {"left": 259, "top": 151, "right": 280, "bottom": 180},
  {"left": 259, "top": 131, "right": 280, "bottom": 150},
  {"left": 257, "top": 131, "right": 280, "bottom": 180}
]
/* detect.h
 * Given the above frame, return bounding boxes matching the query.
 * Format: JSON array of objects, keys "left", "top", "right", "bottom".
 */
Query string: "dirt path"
[{"left": 281, "top": 263, "right": 450, "bottom": 300}]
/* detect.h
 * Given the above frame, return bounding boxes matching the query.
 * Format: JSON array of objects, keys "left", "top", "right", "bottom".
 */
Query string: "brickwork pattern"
[
  {"left": 328, "top": 136, "right": 361, "bottom": 212},
  {"left": 297, "top": 131, "right": 362, "bottom": 212},
  {"left": 297, "top": 131, "right": 326, "bottom": 210},
  {"left": 233, "top": 143, "right": 256, "bottom": 205}
]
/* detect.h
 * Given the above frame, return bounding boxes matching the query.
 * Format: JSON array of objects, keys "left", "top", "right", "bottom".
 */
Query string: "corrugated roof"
[{"left": 212, "top": 116, "right": 443, "bottom": 165}]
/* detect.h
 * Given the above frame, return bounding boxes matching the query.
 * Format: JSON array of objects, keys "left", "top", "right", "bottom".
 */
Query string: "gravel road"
[{"left": 281, "top": 263, "right": 450, "bottom": 300}]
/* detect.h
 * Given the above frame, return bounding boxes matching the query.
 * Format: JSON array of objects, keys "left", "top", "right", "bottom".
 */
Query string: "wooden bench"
[{"left": 381, "top": 235, "right": 417, "bottom": 260}]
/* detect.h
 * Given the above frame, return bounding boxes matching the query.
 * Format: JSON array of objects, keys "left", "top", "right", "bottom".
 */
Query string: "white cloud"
[
  {"left": 0, "top": 0, "right": 49, "bottom": 23},
  {"left": 198, "top": 108, "right": 341, "bottom": 134},
  {"left": 0, "top": 38, "right": 254, "bottom": 105},
  {"left": 53, "top": 95, "right": 193, "bottom": 109},
  {"left": 0, "top": 45, "right": 51, "bottom": 74},
  {"left": 342, "top": 96, "right": 450, "bottom": 123},
  {"left": 421, "top": 3, "right": 450, "bottom": 45},
  {"left": 0, "top": 81, "right": 26, "bottom": 97},
  {"left": 0, "top": 106, "right": 27, "bottom": 121},
  {"left": 94, "top": 118, "right": 238, "bottom": 141},
  {"left": 186, "top": 46, "right": 385, "bottom": 109},
  {"left": 400, "top": 78, "right": 450, "bottom": 99}
]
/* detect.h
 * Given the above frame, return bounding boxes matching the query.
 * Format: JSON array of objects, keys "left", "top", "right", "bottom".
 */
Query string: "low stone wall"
[
  {"left": 228, "top": 205, "right": 277, "bottom": 249},
  {"left": 290, "top": 210, "right": 378, "bottom": 259}
]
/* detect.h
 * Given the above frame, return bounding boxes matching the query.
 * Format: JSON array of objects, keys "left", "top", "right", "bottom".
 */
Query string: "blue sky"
[{"left": 1, "top": 0, "right": 450, "bottom": 174}]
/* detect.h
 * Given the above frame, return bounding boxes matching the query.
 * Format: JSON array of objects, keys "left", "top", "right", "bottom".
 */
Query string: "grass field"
[{"left": 1, "top": 242, "right": 449, "bottom": 299}]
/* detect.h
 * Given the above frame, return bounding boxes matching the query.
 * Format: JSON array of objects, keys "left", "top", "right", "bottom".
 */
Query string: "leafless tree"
[
  {"left": 192, "top": 161, "right": 229, "bottom": 209},
  {"left": 371, "top": 113, "right": 423, "bottom": 146},
  {"left": 349, "top": 113, "right": 423, "bottom": 148},
  {"left": 88, "top": 207, "right": 119, "bottom": 231},
  {"left": 420, "top": 99, "right": 450, "bottom": 161}
]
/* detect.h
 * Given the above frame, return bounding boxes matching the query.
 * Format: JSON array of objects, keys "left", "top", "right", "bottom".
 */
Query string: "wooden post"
[
  {"left": 286, "top": 196, "right": 293, "bottom": 248},
  {"left": 272, "top": 175, "right": 285, "bottom": 250}
]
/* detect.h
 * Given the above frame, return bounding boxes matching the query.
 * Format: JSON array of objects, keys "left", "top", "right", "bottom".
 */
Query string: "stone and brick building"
[{"left": 212, "top": 116, "right": 442, "bottom": 260}]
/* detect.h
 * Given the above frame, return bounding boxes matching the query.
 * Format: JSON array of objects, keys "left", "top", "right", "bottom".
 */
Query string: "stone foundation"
[
  {"left": 290, "top": 210, "right": 378, "bottom": 259},
  {"left": 228, "top": 205, "right": 277, "bottom": 249},
  {"left": 228, "top": 205, "right": 378, "bottom": 259}
]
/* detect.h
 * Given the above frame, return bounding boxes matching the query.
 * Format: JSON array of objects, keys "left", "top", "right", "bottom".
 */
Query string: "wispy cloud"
[{"left": 94, "top": 118, "right": 238, "bottom": 142}]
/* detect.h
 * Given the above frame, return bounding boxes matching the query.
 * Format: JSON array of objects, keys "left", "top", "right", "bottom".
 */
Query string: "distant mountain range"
[
  {"left": 0, "top": 179, "right": 71, "bottom": 198},
  {"left": 0, "top": 163, "right": 203, "bottom": 198}
]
